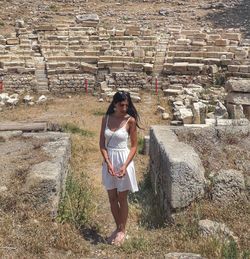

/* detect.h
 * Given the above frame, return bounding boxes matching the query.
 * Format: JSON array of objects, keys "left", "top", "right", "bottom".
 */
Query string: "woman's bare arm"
[
  {"left": 99, "top": 116, "right": 115, "bottom": 175},
  {"left": 118, "top": 117, "right": 137, "bottom": 177}
]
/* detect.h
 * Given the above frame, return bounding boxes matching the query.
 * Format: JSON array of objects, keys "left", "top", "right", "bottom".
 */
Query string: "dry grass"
[{"left": 0, "top": 92, "right": 249, "bottom": 258}]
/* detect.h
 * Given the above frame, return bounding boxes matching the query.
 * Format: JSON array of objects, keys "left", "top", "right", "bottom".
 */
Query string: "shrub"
[{"left": 57, "top": 171, "right": 95, "bottom": 228}]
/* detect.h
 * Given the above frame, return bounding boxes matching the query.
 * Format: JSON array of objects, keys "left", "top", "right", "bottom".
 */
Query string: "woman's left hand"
[{"left": 117, "top": 164, "right": 127, "bottom": 178}]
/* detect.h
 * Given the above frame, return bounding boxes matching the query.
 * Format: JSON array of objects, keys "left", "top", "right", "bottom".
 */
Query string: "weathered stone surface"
[
  {"left": 199, "top": 219, "right": 238, "bottom": 242},
  {"left": 165, "top": 253, "right": 204, "bottom": 259},
  {"left": 210, "top": 169, "right": 246, "bottom": 203},
  {"left": 226, "top": 92, "right": 250, "bottom": 105},
  {"left": 163, "top": 89, "right": 183, "bottom": 96},
  {"left": 76, "top": 14, "right": 99, "bottom": 23},
  {"left": 149, "top": 126, "right": 206, "bottom": 217},
  {"left": 216, "top": 118, "right": 249, "bottom": 126},
  {"left": 177, "top": 107, "right": 193, "bottom": 124},
  {"left": 227, "top": 104, "right": 245, "bottom": 119},
  {"left": 162, "top": 112, "right": 170, "bottom": 120},
  {"left": 225, "top": 79, "right": 250, "bottom": 93},
  {"left": 24, "top": 132, "right": 71, "bottom": 215}
]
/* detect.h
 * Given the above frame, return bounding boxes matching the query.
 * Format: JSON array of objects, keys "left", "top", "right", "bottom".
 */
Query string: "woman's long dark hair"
[{"left": 106, "top": 91, "right": 141, "bottom": 128}]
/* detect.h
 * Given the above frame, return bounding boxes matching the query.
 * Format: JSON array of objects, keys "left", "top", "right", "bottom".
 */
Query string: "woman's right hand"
[{"left": 107, "top": 162, "right": 116, "bottom": 176}]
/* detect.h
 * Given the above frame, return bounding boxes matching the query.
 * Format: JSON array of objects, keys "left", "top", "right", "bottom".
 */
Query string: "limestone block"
[
  {"left": 227, "top": 104, "right": 245, "bottom": 119},
  {"left": 34, "top": 25, "right": 56, "bottom": 31},
  {"left": 143, "top": 63, "right": 153, "bottom": 72},
  {"left": 199, "top": 219, "right": 238, "bottom": 242},
  {"left": 243, "top": 105, "right": 250, "bottom": 120},
  {"left": 163, "top": 63, "right": 174, "bottom": 71},
  {"left": 207, "top": 34, "right": 221, "bottom": 41},
  {"left": 165, "top": 253, "right": 203, "bottom": 259},
  {"left": 222, "top": 33, "right": 241, "bottom": 41},
  {"left": 163, "top": 89, "right": 183, "bottom": 96},
  {"left": 178, "top": 107, "right": 193, "bottom": 124},
  {"left": 162, "top": 112, "right": 170, "bottom": 120},
  {"left": 192, "top": 102, "right": 207, "bottom": 124},
  {"left": 76, "top": 14, "right": 99, "bottom": 23},
  {"left": 79, "top": 63, "right": 97, "bottom": 74},
  {"left": 149, "top": 126, "right": 206, "bottom": 214},
  {"left": 190, "top": 51, "right": 204, "bottom": 57},
  {"left": 6, "top": 38, "right": 19, "bottom": 45},
  {"left": 215, "top": 39, "right": 229, "bottom": 46},
  {"left": 210, "top": 170, "right": 246, "bottom": 203},
  {"left": 192, "top": 102, "right": 201, "bottom": 124},
  {"left": 205, "top": 118, "right": 216, "bottom": 125},
  {"left": 228, "top": 65, "right": 239, "bottom": 73},
  {"left": 239, "top": 65, "right": 249, "bottom": 73},
  {"left": 225, "top": 79, "right": 250, "bottom": 92},
  {"left": 24, "top": 132, "right": 71, "bottom": 214},
  {"left": 172, "top": 62, "right": 188, "bottom": 72},
  {"left": 216, "top": 118, "right": 249, "bottom": 126},
  {"left": 209, "top": 64, "right": 218, "bottom": 74},
  {"left": 234, "top": 49, "right": 248, "bottom": 59},
  {"left": 133, "top": 48, "right": 145, "bottom": 58},
  {"left": 203, "top": 58, "right": 221, "bottom": 65},
  {"left": 131, "top": 95, "right": 141, "bottom": 102},
  {"left": 226, "top": 92, "right": 250, "bottom": 105},
  {"left": 191, "top": 41, "right": 206, "bottom": 46},
  {"left": 176, "top": 39, "right": 191, "bottom": 45},
  {"left": 169, "top": 84, "right": 183, "bottom": 90},
  {"left": 187, "top": 63, "right": 204, "bottom": 73}
]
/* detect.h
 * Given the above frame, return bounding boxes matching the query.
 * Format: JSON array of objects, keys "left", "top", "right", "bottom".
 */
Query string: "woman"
[{"left": 99, "top": 91, "right": 140, "bottom": 246}]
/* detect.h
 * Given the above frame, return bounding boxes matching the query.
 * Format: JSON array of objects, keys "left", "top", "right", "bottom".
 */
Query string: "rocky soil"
[{"left": 0, "top": 0, "right": 250, "bottom": 36}]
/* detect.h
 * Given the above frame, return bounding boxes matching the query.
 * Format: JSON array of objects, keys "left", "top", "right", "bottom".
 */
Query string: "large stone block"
[
  {"left": 149, "top": 126, "right": 206, "bottom": 217},
  {"left": 210, "top": 169, "right": 246, "bottom": 203},
  {"left": 226, "top": 92, "right": 250, "bottom": 105},
  {"left": 225, "top": 79, "right": 250, "bottom": 92}
]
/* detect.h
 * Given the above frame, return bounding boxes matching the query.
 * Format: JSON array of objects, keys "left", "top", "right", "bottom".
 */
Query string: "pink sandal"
[{"left": 113, "top": 231, "right": 126, "bottom": 246}]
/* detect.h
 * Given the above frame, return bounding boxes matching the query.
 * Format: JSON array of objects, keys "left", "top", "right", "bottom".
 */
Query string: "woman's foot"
[
  {"left": 107, "top": 229, "right": 119, "bottom": 244},
  {"left": 113, "top": 231, "right": 126, "bottom": 246}
]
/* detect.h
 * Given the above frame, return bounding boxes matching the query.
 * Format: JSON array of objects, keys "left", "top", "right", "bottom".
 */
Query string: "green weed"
[
  {"left": 137, "top": 136, "right": 144, "bottom": 155},
  {"left": 129, "top": 169, "right": 165, "bottom": 228},
  {"left": 221, "top": 239, "right": 239, "bottom": 259},
  {"left": 93, "top": 110, "right": 105, "bottom": 116},
  {"left": 62, "top": 122, "right": 94, "bottom": 137},
  {"left": 57, "top": 171, "right": 95, "bottom": 228},
  {"left": 120, "top": 236, "right": 149, "bottom": 254},
  {"left": 49, "top": 4, "right": 58, "bottom": 12}
]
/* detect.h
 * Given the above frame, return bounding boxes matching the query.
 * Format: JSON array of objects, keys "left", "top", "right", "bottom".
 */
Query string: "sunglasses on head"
[{"left": 118, "top": 91, "right": 130, "bottom": 97}]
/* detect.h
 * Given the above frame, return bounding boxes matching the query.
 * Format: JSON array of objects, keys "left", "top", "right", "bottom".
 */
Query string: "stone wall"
[
  {"left": 112, "top": 72, "right": 151, "bottom": 89},
  {"left": 2, "top": 74, "right": 37, "bottom": 92},
  {"left": 48, "top": 73, "right": 96, "bottom": 93}
]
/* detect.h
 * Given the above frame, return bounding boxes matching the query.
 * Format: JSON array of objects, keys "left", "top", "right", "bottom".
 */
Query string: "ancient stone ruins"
[
  {"left": 0, "top": 13, "right": 250, "bottom": 125},
  {"left": 0, "top": 10, "right": 250, "bottom": 230}
]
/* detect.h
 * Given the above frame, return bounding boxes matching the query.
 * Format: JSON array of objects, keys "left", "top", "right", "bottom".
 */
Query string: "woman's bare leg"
[
  {"left": 117, "top": 190, "right": 128, "bottom": 233},
  {"left": 107, "top": 189, "right": 120, "bottom": 233}
]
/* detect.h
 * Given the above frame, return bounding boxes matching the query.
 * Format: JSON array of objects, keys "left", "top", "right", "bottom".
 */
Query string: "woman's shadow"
[{"left": 79, "top": 225, "right": 107, "bottom": 245}]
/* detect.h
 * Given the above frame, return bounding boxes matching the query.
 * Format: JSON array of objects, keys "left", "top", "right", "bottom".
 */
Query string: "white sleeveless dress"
[{"left": 102, "top": 115, "right": 139, "bottom": 193}]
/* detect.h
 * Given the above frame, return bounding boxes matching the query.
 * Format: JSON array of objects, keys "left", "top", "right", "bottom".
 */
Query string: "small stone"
[
  {"left": 37, "top": 95, "right": 47, "bottom": 104},
  {"left": 162, "top": 112, "right": 170, "bottom": 120},
  {"left": 0, "top": 186, "right": 8, "bottom": 192}
]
